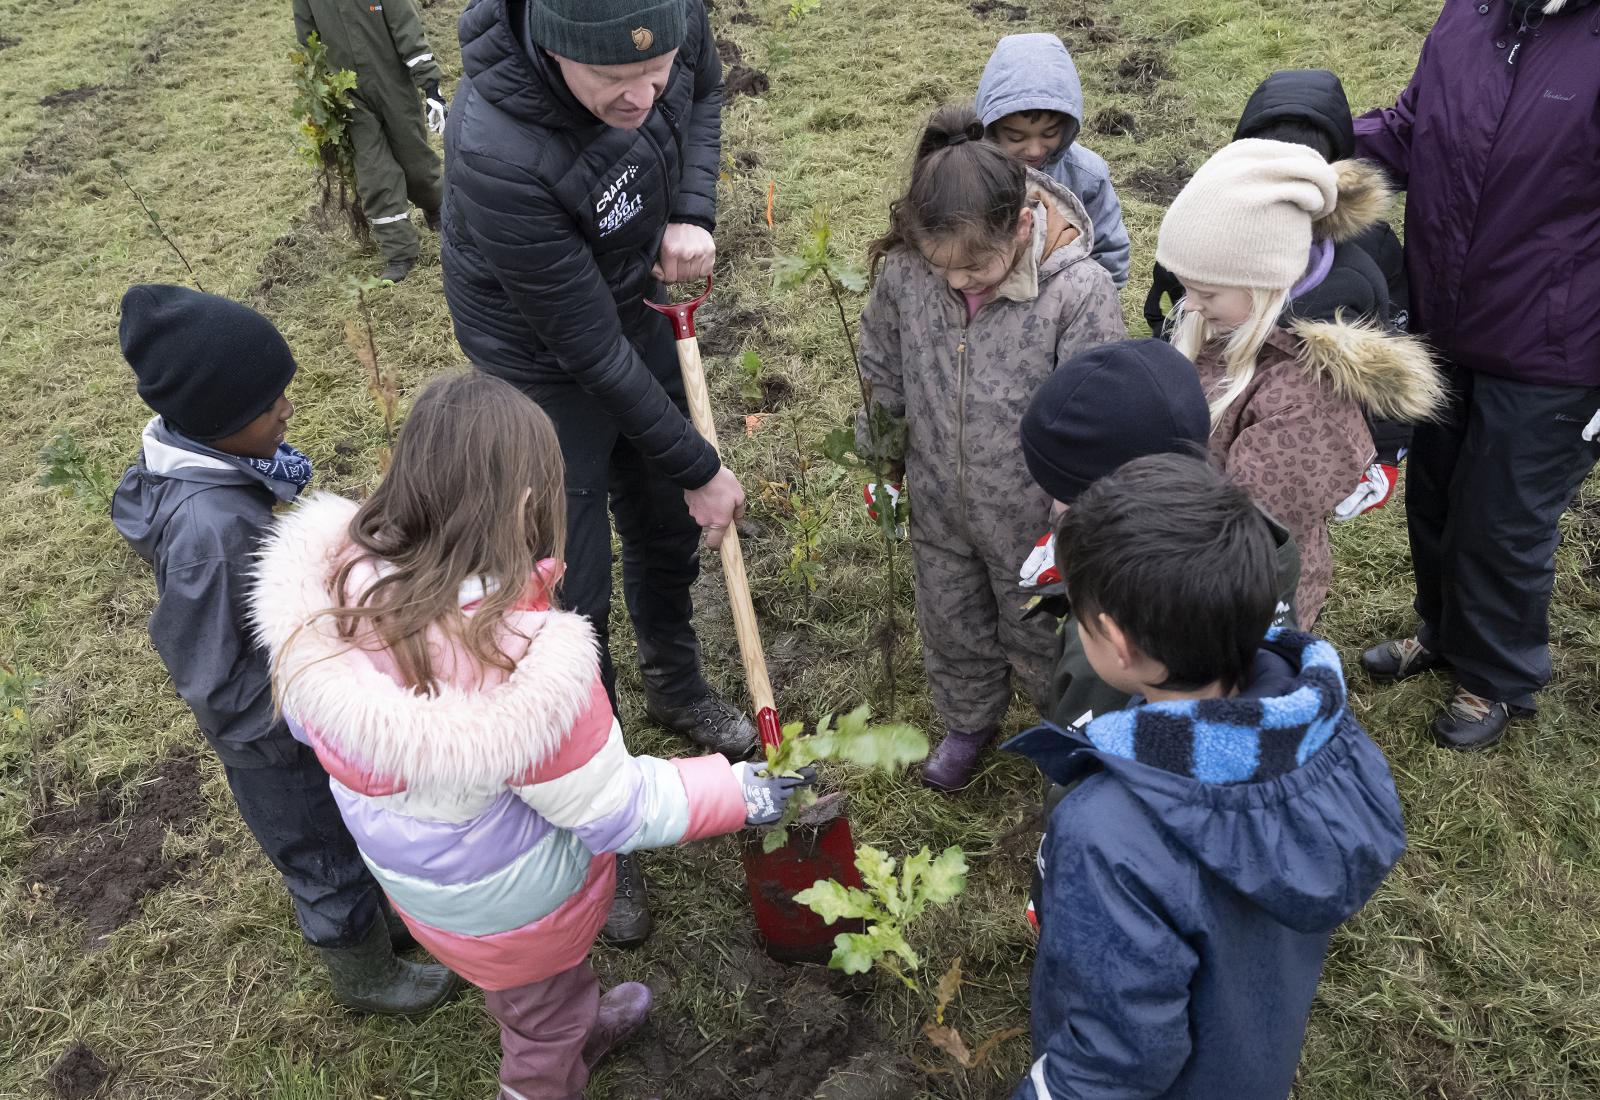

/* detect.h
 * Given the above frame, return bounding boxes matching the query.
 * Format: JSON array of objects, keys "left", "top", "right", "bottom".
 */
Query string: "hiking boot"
[
  {"left": 582, "top": 982, "right": 652, "bottom": 1069},
  {"left": 600, "top": 852, "right": 651, "bottom": 948},
  {"left": 319, "top": 915, "right": 461, "bottom": 1016},
  {"left": 921, "top": 727, "right": 997, "bottom": 793},
  {"left": 644, "top": 691, "right": 758, "bottom": 760},
  {"left": 378, "top": 258, "right": 414, "bottom": 283},
  {"left": 423, "top": 207, "right": 441, "bottom": 232},
  {"left": 1360, "top": 636, "right": 1447, "bottom": 683},
  {"left": 1432, "top": 689, "right": 1519, "bottom": 751}
]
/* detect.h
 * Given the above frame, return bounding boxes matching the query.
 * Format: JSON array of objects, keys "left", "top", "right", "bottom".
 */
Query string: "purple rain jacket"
[{"left": 1354, "top": 0, "right": 1600, "bottom": 386}]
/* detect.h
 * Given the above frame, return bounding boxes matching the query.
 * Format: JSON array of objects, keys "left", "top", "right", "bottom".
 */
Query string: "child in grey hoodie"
[{"left": 975, "top": 33, "right": 1130, "bottom": 288}]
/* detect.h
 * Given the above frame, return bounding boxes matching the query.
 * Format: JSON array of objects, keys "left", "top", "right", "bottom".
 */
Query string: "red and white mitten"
[
  {"left": 864, "top": 482, "right": 906, "bottom": 538},
  {"left": 1019, "top": 530, "right": 1060, "bottom": 589}
]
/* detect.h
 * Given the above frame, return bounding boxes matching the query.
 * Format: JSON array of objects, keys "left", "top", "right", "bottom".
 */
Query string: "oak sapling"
[
  {"left": 759, "top": 705, "right": 927, "bottom": 853},
  {"left": 290, "top": 33, "right": 366, "bottom": 238},
  {"left": 343, "top": 276, "right": 398, "bottom": 470},
  {"left": 773, "top": 209, "right": 905, "bottom": 713}
]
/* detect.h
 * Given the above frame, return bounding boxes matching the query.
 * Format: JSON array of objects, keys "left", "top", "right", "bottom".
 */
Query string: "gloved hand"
[
  {"left": 1334, "top": 462, "right": 1399, "bottom": 522},
  {"left": 1583, "top": 410, "right": 1600, "bottom": 442},
  {"left": 1019, "top": 530, "right": 1060, "bottom": 589},
  {"left": 864, "top": 482, "right": 906, "bottom": 538},
  {"left": 732, "top": 761, "right": 816, "bottom": 826},
  {"left": 423, "top": 81, "right": 448, "bottom": 134}
]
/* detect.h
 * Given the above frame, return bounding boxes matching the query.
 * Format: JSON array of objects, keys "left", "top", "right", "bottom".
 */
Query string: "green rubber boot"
[{"left": 319, "top": 915, "right": 461, "bottom": 1017}]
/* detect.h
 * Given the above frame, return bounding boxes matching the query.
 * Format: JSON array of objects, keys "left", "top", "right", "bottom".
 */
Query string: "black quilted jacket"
[{"left": 443, "top": 0, "right": 722, "bottom": 488}]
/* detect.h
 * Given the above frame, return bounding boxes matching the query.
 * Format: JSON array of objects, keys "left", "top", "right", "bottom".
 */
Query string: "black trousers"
[
  {"left": 1407, "top": 364, "right": 1600, "bottom": 709},
  {"left": 513, "top": 323, "right": 709, "bottom": 709},
  {"left": 222, "top": 735, "right": 380, "bottom": 949}
]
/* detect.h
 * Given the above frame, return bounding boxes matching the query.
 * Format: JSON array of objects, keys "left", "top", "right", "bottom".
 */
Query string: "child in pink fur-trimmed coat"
[{"left": 251, "top": 373, "right": 810, "bottom": 1100}]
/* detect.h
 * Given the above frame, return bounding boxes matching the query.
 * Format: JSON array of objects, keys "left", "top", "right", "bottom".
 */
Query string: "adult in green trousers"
[{"left": 293, "top": 0, "right": 449, "bottom": 281}]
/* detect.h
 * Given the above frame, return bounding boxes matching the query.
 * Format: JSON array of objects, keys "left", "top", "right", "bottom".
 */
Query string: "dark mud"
[
  {"left": 726, "top": 66, "right": 771, "bottom": 100},
  {"left": 39, "top": 85, "right": 104, "bottom": 109},
  {"left": 44, "top": 1041, "right": 113, "bottom": 1099},
  {"left": 25, "top": 754, "right": 206, "bottom": 944},
  {"left": 969, "top": 0, "right": 1029, "bottom": 20}
]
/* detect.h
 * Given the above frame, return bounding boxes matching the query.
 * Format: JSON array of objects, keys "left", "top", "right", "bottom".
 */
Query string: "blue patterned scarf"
[{"left": 244, "top": 444, "right": 314, "bottom": 491}]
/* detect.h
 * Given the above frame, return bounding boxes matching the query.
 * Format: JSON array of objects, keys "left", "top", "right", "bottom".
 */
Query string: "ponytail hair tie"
[{"left": 945, "top": 133, "right": 971, "bottom": 147}]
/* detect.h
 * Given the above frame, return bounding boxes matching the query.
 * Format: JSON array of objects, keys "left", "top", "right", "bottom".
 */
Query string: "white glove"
[
  {"left": 423, "top": 81, "right": 448, "bottom": 134},
  {"left": 1018, "top": 530, "right": 1060, "bottom": 589},
  {"left": 1582, "top": 409, "right": 1600, "bottom": 442},
  {"left": 1334, "top": 462, "right": 1398, "bottom": 522}
]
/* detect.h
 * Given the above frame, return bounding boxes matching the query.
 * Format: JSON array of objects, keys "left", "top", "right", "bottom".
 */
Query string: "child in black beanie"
[{"left": 110, "top": 285, "right": 457, "bottom": 1014}]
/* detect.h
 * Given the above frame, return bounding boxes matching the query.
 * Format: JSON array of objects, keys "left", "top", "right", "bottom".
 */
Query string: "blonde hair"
[{"left": 1170, "top": 287, "right": 1293, "bottom": 426}]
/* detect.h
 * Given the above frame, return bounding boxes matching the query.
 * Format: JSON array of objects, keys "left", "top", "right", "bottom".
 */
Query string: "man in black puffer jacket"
[
  {"left": 1142, "top": 70, "right": 1414, "bottom": 521},
  {"left": 443, "top": 0, "right": 754, "bottom": 948}
]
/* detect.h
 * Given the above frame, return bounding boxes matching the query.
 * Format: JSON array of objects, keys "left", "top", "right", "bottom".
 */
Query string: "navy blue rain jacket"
[{"left": 1006, "top": 632, "right": 1405, "bottom": 1099}]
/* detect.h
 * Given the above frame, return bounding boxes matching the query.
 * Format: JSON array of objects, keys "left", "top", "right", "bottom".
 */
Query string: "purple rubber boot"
[
  {"left": 921, "top": 727, "right": 997, "bottom": 792},
  {"left": 582, "top": 982, "right": 653, "bottom": 1069}
]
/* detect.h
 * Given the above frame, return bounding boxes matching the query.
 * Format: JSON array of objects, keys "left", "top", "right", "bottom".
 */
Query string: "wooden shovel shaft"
[{"left": 671, "top": 334, "right": 778, "bottom": 719}]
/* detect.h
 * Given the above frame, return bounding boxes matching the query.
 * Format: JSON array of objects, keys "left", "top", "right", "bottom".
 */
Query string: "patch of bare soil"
[
  {"left": 969, "top": 0, "right": 1030, "bottom": 20},
  {"left": 1126, "top": 157, "right": 1192, "bottom": 202},
  {"left": 726, "top": 66, "right": 771, "bottom": 100},
  {"left": 1116, "top": 47, "right": 1174, "bottom": 91},
  {"left": 43, "top": 1041, "right": 113, "bottom": 1099},
  {"left": 1090, "top": 108, "right": 1138, "bottom": 137},
  {"left": 0, "top": 35, "right": 20, "bottom": 50},
  {"left": 25, "top": 754, "right": 206, "bottom": 945},
  {"left": 619, "top": 944, "right": 918, "bottom": 1099},
  {"left": 39, "top": 85, "right": 104, "bottom": 109}
]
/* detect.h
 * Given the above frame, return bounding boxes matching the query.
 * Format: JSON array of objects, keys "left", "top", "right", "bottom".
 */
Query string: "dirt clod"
[
  {"left": 725, "top": 66, "right": 770, "bottom": 99},
  {"left": 716, "top": 36, "right": 742, "bottom": 65},
  {"left": 735, "top": 149, "right": 762, "bottom": 171},
  {"left": 1117, "top": 47, "right": 1174, "bottom": 90},
  {"left": 759, "top": 375, "right": 793, "bottom": 411},
  {"left": 39, "top": 85, "right": 104, "bottom": 109},
  {"left": 44, "top": 1041, "right": 113, "bottom": 1100},
  {"left": 0, "top": 35, "right": 19, "bottom": 50},
  {"left": 1127, "top": 157, "right": 1192, "bottom": 202},
  {"left": 25, "top": 754, "right": 206, "bottom": 944},
  {"left": 969, "top": 0, "right": 1029, "bottom": 19},
  {"left": 1091, "top": 108, "right": 1138, "bottom": 137}
]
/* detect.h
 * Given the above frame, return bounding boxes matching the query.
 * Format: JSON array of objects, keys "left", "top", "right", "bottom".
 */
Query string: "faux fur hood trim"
[
  {"left": 1289, "top": 315, "right": 1445, "bottom": 422},
  {"left": 1314, "top": 159, "right": 1391, "bottom": 245},
  {"left": 249, "top": 492, "right": 602, "bottom": 790}
]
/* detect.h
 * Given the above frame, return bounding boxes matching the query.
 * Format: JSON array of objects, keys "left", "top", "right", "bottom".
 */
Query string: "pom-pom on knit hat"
[
  {"left": 527, "top": 0, "right": 685, "bottom": 65},
  {"left": 119, "top": 284, "right": 297, "bottom": 441},
  {"left": 1156, "top": 139, "right": 1340, "bottom": 291}
]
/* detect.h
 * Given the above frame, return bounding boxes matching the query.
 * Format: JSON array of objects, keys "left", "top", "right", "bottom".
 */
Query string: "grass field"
[{"left": 3, "top": 0, "right": 1599, "bottom": 1096}]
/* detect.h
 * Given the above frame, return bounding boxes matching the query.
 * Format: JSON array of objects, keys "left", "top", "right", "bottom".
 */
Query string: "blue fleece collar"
[{"left": 1082, "top": 629, "right": 1347, "bottom": 784}]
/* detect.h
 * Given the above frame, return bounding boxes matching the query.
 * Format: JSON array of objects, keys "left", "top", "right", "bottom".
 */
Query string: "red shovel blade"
[{"left": 743, "top": 706, "right": 866, "bottom": 964}]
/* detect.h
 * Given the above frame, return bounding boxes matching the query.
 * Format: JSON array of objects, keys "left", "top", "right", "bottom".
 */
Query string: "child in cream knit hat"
[{"left": 1157, "top": 139, "right": 1443, "bottom": 623}]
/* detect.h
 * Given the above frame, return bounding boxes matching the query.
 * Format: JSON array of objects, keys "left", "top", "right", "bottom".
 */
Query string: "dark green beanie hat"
[{"left": 527, "top": 0, "right": 686, "bottom": 65}]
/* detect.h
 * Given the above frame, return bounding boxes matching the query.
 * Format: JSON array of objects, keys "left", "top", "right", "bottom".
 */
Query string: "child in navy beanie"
[
  {"left": 1017, "top": 338, "right": 1303, "bottom": 736},
  {"left": 109, "top": 285, "right": 459, "bottom": 1015}
]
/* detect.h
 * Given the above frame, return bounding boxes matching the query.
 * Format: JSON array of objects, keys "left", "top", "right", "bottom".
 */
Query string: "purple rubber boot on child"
[
  {"left": 921, "top": 727, "right": 997, "bottom": 792},
  {"left": 583, "top": 982, "right": 653, "bottom": 1069}
]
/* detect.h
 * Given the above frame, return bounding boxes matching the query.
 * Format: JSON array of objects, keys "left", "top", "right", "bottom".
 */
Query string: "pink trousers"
[{"left": 482, "top": 961, "right": 600, "bottom": 1100}]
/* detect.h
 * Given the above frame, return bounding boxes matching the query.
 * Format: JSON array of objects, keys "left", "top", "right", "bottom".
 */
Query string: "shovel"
[{"left": 647, "top": 277, "right": 865, "bottom": 964}]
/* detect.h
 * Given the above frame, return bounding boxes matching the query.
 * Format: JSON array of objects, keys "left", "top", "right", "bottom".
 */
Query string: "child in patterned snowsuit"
[{"left": 855, "top": 103, "right": 1125, "bottom": 792}]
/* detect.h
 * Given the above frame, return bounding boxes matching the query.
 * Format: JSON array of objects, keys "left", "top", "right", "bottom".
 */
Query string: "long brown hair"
[
  {"left": 868, "top": 102, "right": 1028, "bottom": 276},
  {"left": 324, "top": 372, "right": 567, "bottom": 696}
]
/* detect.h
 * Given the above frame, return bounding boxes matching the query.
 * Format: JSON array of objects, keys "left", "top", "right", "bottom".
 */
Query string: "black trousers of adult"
[
  {"left": 511, "top": 324, "right": 710, "bottom": 710},
  {"left": 221, "top": 735, "right": 381, "bottom": 949},
  {"left": 1407, "top": 363, "right": 1600, "bottom": 710}
]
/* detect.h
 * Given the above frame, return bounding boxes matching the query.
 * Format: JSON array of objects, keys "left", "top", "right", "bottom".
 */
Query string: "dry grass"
[{"left": 2, "top": 0, "right": 1598, "bottom": 1097}]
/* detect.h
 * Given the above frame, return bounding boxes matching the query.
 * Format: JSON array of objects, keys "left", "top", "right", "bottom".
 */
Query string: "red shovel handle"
[{"left": 644, "top": 276, "right": 713, "bottom": 340}]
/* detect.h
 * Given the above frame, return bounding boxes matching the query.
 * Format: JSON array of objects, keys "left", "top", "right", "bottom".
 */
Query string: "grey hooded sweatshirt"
[
  {"left": 111, "top": 418, "right": 303, "bottom": 768},
  {"left": 976, "top": 34, "right": 1131, "bottom": 289}
]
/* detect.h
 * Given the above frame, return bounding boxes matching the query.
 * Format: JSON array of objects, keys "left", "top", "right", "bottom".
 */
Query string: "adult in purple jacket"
[{"left": 1355, "top": 0, "right": 1600, "bottom": 749}]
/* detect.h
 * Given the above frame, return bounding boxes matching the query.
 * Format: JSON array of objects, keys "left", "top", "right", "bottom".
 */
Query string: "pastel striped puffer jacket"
[{"left": 250, "top": 493, "right": 746, "bottom": 990}]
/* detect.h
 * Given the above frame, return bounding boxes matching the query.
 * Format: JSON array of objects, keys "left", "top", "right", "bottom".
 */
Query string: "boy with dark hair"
[
  {"left": 1143, "top": 69, "right": 1411, "bottom": 522},
  {"left": 1005, "top": 453, "right": 1405, "bottom": 1100},
  {"left": 110, "top": 285, "right": 457, "bottom": 1015},
  {"left": 975, "top": 33, "right": 1131, "bottom": 288}
]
